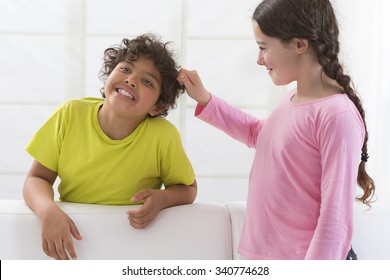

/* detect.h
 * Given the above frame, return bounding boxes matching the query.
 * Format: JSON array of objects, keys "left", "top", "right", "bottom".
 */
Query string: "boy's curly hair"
[{"left": 99, "top": 34, "right": 184, "bottom": 117}]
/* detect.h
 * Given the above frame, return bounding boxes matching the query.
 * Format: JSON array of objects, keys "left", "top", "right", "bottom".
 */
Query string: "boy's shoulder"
[
  {"left": 146, "top": 117, "right": 181, "bottom": 137},
  {"left": 58, "top": 97, "right": 104, "bottom": 113},
  {"left": 61, "top": 97, "right": 104, "bottom": 107},
  {"left": 147, "top": 116, "right": 177, "bottom": 130}
]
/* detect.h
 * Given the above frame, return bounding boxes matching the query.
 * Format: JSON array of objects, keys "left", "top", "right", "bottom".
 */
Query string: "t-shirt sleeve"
[
  {"left": 159, "top": 126, "right": 195, "bottom": 187},
  {"left": 25, "top": 103, "right": 67, "bottom": 172}
]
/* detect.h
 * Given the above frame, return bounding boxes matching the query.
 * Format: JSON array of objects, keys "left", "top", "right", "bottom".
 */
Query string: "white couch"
[
  {"left": 1, "top": 199, "right": 388, "bottom": 260},
  {"left": 0, "top": 200, "right": 246, "bottom": 260}
]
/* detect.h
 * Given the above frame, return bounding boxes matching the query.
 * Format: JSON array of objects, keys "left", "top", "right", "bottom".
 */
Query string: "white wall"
[
  {"left": 0, "top": 0, "right": 265, "bottom": 203},
  {"left": 0, "top": 0, "right": 389, "bottom": 258}
]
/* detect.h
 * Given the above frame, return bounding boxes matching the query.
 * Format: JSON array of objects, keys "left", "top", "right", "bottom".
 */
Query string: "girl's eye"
[{"left": 259, "top": 47, "right": 266, "bottom": 51}]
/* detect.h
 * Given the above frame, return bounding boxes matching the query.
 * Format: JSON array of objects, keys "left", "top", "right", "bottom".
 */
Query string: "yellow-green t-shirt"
[{"left": 25, "top": 98, "right": 195, "bottom": 205}]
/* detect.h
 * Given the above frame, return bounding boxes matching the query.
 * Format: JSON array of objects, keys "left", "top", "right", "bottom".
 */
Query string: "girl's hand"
[
  {"left": 127, "top": 189, "right": 165, "bottom": 229},
  {"left": 40, "top": 205, "right": 82, "bottom": 260},
  {"left": 178, "top": 68, "right": 212, "bottom": 106}
]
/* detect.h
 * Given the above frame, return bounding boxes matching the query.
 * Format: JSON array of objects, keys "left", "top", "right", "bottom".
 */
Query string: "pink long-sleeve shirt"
[{"left": 196, "top": 90, "right": 365, "bottom": 259}]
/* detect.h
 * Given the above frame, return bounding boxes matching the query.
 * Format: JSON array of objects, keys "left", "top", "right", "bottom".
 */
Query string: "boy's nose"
[{"left": 124, "top": 77, "right": 136, "bottom": 88}]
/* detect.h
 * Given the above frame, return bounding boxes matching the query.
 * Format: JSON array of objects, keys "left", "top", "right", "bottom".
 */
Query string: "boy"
[{"left": 23, "top": 34, "right": 197, "bottom": 260}]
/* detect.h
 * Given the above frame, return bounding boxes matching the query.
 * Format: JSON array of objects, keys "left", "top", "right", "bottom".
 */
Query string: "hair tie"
[{"left": 361, "top": 153, "right": 369, "bottom": 162}]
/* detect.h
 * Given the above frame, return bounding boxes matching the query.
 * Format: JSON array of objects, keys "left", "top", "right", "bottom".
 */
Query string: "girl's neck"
[{"left": 293, "top": 67, "right": 343, "bottom": 103}]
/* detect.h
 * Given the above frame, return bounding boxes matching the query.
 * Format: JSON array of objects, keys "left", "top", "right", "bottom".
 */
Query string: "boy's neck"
[{"left": 97, "top": 104, "right": 147, "bottom": 140}]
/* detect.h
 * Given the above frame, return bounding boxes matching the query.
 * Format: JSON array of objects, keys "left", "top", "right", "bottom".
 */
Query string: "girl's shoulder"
[
  {"left": 284, "top": 90, "right": 363, "bottom": 125},
  {"left": 288, "top": 90, "right": 355, "bottom": 113},
  {"left": 313, "top": 93, "right": 358, "bottom": 117}
]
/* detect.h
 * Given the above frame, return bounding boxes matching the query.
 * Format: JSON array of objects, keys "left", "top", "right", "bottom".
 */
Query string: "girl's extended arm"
[
  {"left": 127, "top": 180, "right": 197, "bottom": 229},
  {"left": 179, "top": 68, "right": 262, "bottom": 148},
  {"left": 23, "top": 160, "right": 82, "bottom": 260}
]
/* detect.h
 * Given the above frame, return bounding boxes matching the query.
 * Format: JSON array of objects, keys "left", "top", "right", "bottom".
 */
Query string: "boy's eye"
[
  {"left": 119, "top": 66, "right": 129, "bottom": 72},
  {"left": 142, "top": 79, "right": 152, "bottom": 87}
]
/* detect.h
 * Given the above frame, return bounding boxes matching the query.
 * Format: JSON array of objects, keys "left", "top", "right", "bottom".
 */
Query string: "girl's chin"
[{"left": 270, "top": 76, "right": 292, "bottom": 86}]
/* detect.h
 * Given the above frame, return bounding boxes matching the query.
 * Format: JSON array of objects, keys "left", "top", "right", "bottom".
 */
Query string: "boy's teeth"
[
  {"left": 118, "top": 89, "right": 129, "bottom": 96},
  {"left": 118, "top": 89, "right": 134, "bottom": 99}
]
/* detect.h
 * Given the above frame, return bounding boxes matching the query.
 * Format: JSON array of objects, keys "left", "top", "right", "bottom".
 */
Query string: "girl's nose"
[{"left": 257, "top": 55, "right": 265, "bottom": 66}]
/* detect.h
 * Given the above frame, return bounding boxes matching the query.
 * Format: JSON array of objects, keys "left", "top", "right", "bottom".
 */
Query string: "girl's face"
[
  {"left": 252, "top": 21, "right": 300, "bottom": 86},
  {"left": 104, "top": 56, "right": 162, "bottom": 119}
]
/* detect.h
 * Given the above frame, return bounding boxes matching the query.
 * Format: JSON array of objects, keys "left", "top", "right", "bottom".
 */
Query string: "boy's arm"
[
  {"left": 127, "top": 179, "right": 197, "bottom": 229},
  {"left": 23, "top": 160, "right": 82, "bottom": 260}
]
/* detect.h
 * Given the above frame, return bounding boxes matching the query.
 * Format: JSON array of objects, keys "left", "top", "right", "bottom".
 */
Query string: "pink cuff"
[
  {"left": 194, "top": 95, "right": 212, "bottom": 116},
  {"left": 195, "top": 103, "right": 206, "bottom": 116}
]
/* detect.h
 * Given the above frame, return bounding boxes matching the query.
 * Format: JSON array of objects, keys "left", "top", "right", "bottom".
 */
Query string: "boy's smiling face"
[{"left": 104, "top": 56, "right": 162, "bottom": 119}]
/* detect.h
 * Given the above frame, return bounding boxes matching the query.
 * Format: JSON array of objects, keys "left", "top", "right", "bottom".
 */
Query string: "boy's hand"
[
  {"left": 178, "top": 68, "right": 211, "bottom": 106},
  {"left": 40, "top": 205, "right": 82, "bottom": 260},
  {"left": 127, "top": 189, "right": 165, "bottom": 229}
]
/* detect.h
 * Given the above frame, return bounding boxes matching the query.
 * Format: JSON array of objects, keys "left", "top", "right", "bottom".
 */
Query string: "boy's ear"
[
  {"left": 149, "top": 107, "right": 162, "bottom": 116},
  {"left": 294, "top": 38, "right": 309, "bottom": 54}
]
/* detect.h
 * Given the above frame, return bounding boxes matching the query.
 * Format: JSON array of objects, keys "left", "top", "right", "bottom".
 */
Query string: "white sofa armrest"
[
  {"left": 224, "top": 201, "right": 246, "bottom": 260},
  {"left": 0, "top": 200, "right": 232, "bottom": 260}
]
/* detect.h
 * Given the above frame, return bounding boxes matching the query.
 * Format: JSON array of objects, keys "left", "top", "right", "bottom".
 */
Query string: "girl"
[{"left": 178, "top": 0, "right": 375, "bottom": 259}]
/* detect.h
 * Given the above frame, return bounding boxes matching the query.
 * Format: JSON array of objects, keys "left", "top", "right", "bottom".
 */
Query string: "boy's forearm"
[
  {"left": 163, "top": 179, "right": 197, "bottom": 208},
  {"left": 23, "top": 177, "right": 57, "bottom": 219}
]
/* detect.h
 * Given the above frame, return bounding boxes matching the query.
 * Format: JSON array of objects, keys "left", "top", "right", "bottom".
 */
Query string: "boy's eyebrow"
[
  {"left": 127, "top": 61, "right": 161, "bottom": 85},
  {"left": 145, "top": 71, "right": 161, "bottom": 85}
]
